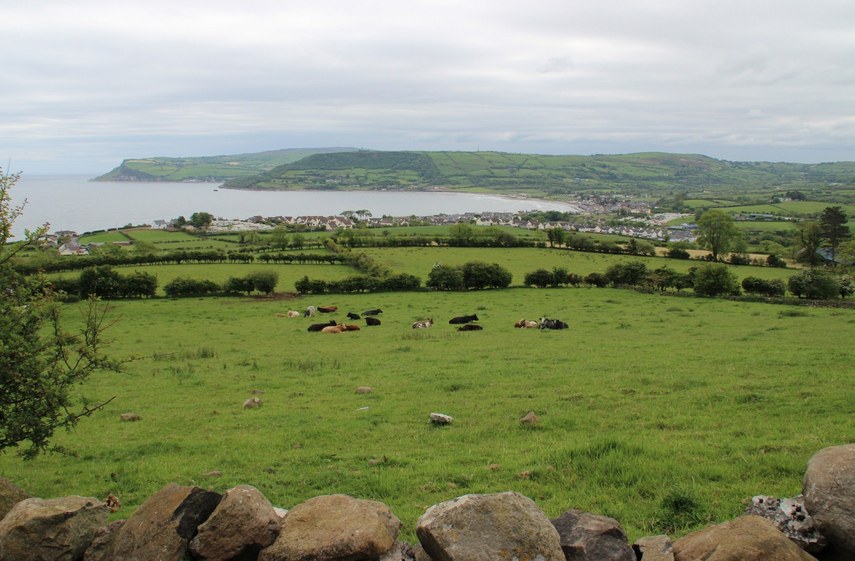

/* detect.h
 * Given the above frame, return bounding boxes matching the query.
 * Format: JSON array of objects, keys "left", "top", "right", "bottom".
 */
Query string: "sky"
[{"left": 2, "top": 0, "right": 854, "bottom": 175}]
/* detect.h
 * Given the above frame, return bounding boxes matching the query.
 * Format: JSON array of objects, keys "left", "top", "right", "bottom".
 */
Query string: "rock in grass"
[
  {"left": 520, "top": 411, "right": 539, "bottom": 425},
  {"left": 803, "top": 443, "right": 855, "bottom": 555},
  {"left": 0, "top": 496, "right": 108, "bottom": 561},
  {"left": 243, "top": 397, "right": 262, "bottom": 409},
  {"left": 120, "top": 412, "right": 141, "bottom": 422},
  {"left": 429, "top": 412, "right": 453, "bottom": 425},
  {"left": 417, "top": 492, "right": 564, "bottom": 561},
  {"left": 355, "top": 386, "right": 373, "bottom": 394},
  {"left": 672, "top": 515, "right": 817, "bottom": 561},
  {"left": 259, "top": 494, "right": 401, "bottom": 561}
]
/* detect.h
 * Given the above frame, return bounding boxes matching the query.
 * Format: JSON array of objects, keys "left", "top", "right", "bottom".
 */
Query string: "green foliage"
[
  {"left": 163, "top": 277, "right": 221, "bottom": 297},
  {"left": 426, "top": 264, "right": 465, "bottom": 291},
  {"left": 787, "top": 269, "right": 840, "bottom": 300},
  {"left": 796, "top": 221, "right": 824, "bottom": 265},
  {"left": 819, "top": 206, "right": 851, "bottom": 263},
  {"left": 1, "top": 169, "right": 121, "bottom": 458},
  {"left": 524, "top": 268, "right": 553, "bottom": 288},
  {"left": 189, "top": 212, "right": 214, "bottom": 229},
  {"left": 461, "top": 262, "right": 513, "bottom": 289},
  {"left": 604, "top": 261, "right": 649, "bottom": 287},
  {"left": 741, "top": 277, "right": 786, "bottom": 298},
  {"left": 692, "top": 263, "right": 739, "bottom": 297},
  {"left": 696, "top": 210, "right": 739, "bottom": 261}
]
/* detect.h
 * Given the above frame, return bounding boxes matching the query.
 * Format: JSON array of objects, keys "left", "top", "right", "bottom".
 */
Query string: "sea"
[{"left": 9, "top": 175, "right": 582, "bottom": 239}]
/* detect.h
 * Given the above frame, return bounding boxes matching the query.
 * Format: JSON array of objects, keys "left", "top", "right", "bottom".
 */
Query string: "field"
[{"left": 0, "top": 284, "right": 851, "bottom": 542}]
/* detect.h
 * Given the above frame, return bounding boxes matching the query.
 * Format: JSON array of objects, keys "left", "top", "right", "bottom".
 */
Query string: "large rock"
[
  {"left": 106, "top": 483, "right": 222, "bottom": 561},
  {"left": 0, "top": 478, "right": 28, "bottom": 520},
  {"left": 550, "top": 509, "right": 635, "bottom": 561},
  {"left": 0, "top": 495, "right": 108, "bottom": 561},
  {"left": 632, "top": 535, "right": 673, "bottom": 561},
  {"left": 672, "top": 515, "right": 818, "bottom": 561},
  {"left": 189, "top": 484, "right": 281, "bottom": 561},
  {"left": 259, "top": 494, "right": 401, "bottom": 561},
  {"left": 83, "top": 520, "right": 125, "bottom": 561},
  {"left": 416, "top": 492, "right": 564, "bottom": 561},
  {"left": 746, "top": 495, "right": 826, "bottom": 552},
  {"left": 803, "top": 443, "right": 855, "bottom": 554}
]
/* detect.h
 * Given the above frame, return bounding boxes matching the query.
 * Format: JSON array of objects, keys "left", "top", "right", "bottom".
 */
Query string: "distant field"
[
  {"left": 0, "top": 288, "right": 850, "bottom": 543},
  {"left": 722, "top": 201, "right": 855, "bottom": 217}
]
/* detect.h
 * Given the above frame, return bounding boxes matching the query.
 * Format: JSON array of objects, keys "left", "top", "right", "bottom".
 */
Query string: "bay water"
[{"left": 9, "top": 175, "right": 580, "bottom": 239}]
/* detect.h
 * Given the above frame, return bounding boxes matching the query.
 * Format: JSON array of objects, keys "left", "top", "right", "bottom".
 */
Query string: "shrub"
[
  {"left": 524, "top": 269, "right": 553, "bottom": 288},
  {"left": 692, "top": 263, "right": 739, "bottom": 297},
  {"left": 741, "top": 277, "right": 786, "bottom": 298},
  {"left": 164, "top": 278, "right": 221, "bottom": 297},
  {"left": 787, "top": 269, "right": 840, "bottom": 300}
]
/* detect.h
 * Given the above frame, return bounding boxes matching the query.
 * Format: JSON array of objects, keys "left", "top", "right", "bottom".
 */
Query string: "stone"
[
  {"left": 83, "top": 520, "right": 125, "bottom": 561},
  {"left": 746, "top": 495, "right": 826, "bottom": 552},
  {"left": 633, "top": 535, "right": 674, "bottom": 561},
  {"left": 120, "top": 412, "right": 141, "bottom": 422},
  {"left": 244, "top": 397, "right": 262, "bottom": 409},
  {"left": 429, "top": 412, "right": 453, "bottom": 425},
  {"left": 0, "top": 477, "right": 28, "bottom": 520},
  {"left": 355, "top": 386, "right": 373, "bottom": 394},
  {"left": 520, "top": 411, "right": 539, "bottom": 425},
  {"left": 107, "top": 483, "right": 222, "bottom": 561},
  {"left": 550, "top": 509, "right": 635, "bottom": 561},
  {"left": 190, "top": 484, "right": 281, "bottom": 561},
  {"left": 803, "top": 443, "right": 855, "bottom": 554},
  {"left": 0, "top": 495, "right": 108, "bottom": 561},
  {"left": 672, "top": 515, "right": 818, "bottom": 561},
  {"left": 416, "top": 491, "right": 564, "bottom": 561},
  {"left": 259, "top": 494, "right": 401, "bottom": 561},
  {"left": 379, "top": 541, "right": 417, "bottom": 561}
]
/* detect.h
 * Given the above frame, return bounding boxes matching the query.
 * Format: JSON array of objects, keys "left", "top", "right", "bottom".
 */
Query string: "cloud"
[{"left": 1, "top": 0, "right": 854, "bottom": 173}]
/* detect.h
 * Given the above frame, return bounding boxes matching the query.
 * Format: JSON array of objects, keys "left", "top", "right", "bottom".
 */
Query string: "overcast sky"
[{"left": 2, "top": 0, "right": 854, "bottom": 174}]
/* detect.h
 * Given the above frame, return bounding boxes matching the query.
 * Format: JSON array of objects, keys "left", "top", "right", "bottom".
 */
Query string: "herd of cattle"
[{"left": 278, "top": 306, "right": 569, "bottom": 333}]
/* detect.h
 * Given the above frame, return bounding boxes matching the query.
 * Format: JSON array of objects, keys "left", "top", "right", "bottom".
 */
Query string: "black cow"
[
  {"left": 457, "top": 324, "right": 483, "bottom": 331},
  {"left": 347, "top": 312, "right": 361, "bottom": 320},
  {"left": 363, "top": 309, "right": 383, "bottom": 316},
  {"left": 449, "top": 314, "right": 478, "bottom": 324},
  {"left": 539, "top": 318, "right": 569, "bottom": 330},
  {"left": 365, "top": 317, "right": 381, "bottom": 326},
  {"left": 307, "top": 320, "right": 337, "bottom": 332}
]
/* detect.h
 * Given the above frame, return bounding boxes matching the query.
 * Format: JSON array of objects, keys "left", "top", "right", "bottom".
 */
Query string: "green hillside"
[
  {"left": 221, "top": 150, "right": 855, "bottom": 199},
  {"left": 92, "top": 147, "right": 357, "bottom": 182}
]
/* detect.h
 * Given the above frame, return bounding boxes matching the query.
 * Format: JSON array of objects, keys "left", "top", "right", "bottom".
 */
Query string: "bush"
[
  {"left": 164, "top": 278, "right": 221, "bottom": 298},
  {"left": 247, "top": 271, "right": 279, "bottom": 295},
  {"left": 787, "top": 269, "right": 840, "bottom": 300},
  {"left": 741, "top": 277, "right": 786, "bottom": 298},
  {"left": 604, "top": 261, "right": 649, "bottom": 287},
  {"left": 692, "top": 263, "right": 739, "bottom": 297},
  {"left": 524, "top": 268, "right": 553, "bottom": 288}
]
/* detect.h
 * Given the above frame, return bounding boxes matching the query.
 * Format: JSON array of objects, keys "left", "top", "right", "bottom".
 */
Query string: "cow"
[
  {"left": 286, "top": 310, "right": 300, "bottom": 318},
  {"left": 539, "top": 318, "right": 569, "bottom": 330},
  {"left": 318, "top": 306, "right": 338, "bottom": 313},
  {"left": 304, "top": 305, "right": 317, "bottom": 318},
  {"left": 449, "top": 314, "right": 478, "bottom": 324},
  {"left": 342, "top": 324, "right": 361, "bottom": 331},
  {"left": 457, "top": 324, "right": 483, "bottom": 331},
  {"left": 412, "top": 318, "right": 433, "bottom": 329},
  {"left": 363, "top": 309, "right": 383, "bottom": 316},
  {"left": 321, "top": 324, "right": 346, "bottom": 333},
  {"left": 307, "top": 320, "right": 337, "bottom": 332},
  {"left": 347, "top": 312, "right": 361, "bottom": 320},
  {"left": 515, "top": 319, "right": 538, "bottom": 329},
  {"left": 365, "top": 317, "right": 381, "bottom": 326}
]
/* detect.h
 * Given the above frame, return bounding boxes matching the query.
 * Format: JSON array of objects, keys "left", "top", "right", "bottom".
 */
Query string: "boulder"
[
  {"left": 0, "top": 477, "right": 28, "bottom": 520},
  {"left": 416, "top": 492, "right": 564, "bottom": 561},
  {"left": 803, "top": 443, "right": 855, "bottom": 554},
  {"left": 379, "top": 541, "right": 416, "bottom": 561},
  {"left": 429, "top": 412, "right": 453, "bottom": 425},
  {"left": 550, "top": 509, "right": 635, "bottom": 561},
  {"left": 672, "top": 515, "right": 818, "bottom": 561},
  {"left": 355, "top": 386, "right": 373, "bottom": 394},
  {"left": 520, "top": 411, "right": 539, "bottom": 425},
  {"left": 259, "top": 494, "right": 401, "bottom": 561},
  {"left": 633, "top": 535, "right": 674, "bottom": 561},
  {"left": 0, "top": 495, "right": 108, "bottom": 561},
  {"left": 83, "top": 520, "right": 125, "bottom": 561},
  {"left": 189, "top": 484, "right": 281, "bottom": 561},
  {"left": 107, "top": 483, "right": 222, "bottom": 561},
  {"left": 746, "top": 495, "right": 826, "bottom": 552},
  {"left": 120, "top": 412, "right": 141, "bottom": 422}
]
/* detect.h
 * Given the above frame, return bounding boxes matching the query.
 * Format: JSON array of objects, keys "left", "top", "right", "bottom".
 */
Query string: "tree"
[
  {"left": 819, "top": 206, "right": 851, "bottom": 265},
  {"left": 696, "top": 210, "right": 739, "bottom": 261},
  {"left": 524, "top": 268, "right": 553, "bottom": 288},
  {"left": 426, "top": 264, "right": 465, "bottom": 291},
  {"left": 1, "top": 168, "right": 120, "bottom": 458},
  {"left": 189, "top": 211, "right": 213, "bottom": 229},
  {"left": 546, "top": 227, "right": 565, "bottom": 248},
  {"left": 787, "top": 268, "right": 840, "bottom": 299},
  {"left": 795, "top": 221, "right": 823, "bottom": 265}
]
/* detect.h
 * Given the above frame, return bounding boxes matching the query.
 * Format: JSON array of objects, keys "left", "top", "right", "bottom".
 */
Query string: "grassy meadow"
[{"left": 0, "top": 284, "right": 852, "bottom": 542}]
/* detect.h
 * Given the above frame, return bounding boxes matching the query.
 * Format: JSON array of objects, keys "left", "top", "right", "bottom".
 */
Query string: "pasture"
[{"left": 0, "top": 287, "right": 851, "bottom": 542}]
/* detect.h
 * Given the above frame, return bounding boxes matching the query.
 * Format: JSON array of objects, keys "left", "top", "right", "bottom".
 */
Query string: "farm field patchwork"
[{"left": 0, "top": 288, "right": 851, "bottom": 542}]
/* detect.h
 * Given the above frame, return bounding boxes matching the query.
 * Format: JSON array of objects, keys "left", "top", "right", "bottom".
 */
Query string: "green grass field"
[{"left": 0, "top": 285, "right": 851, "bottom": 542}]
